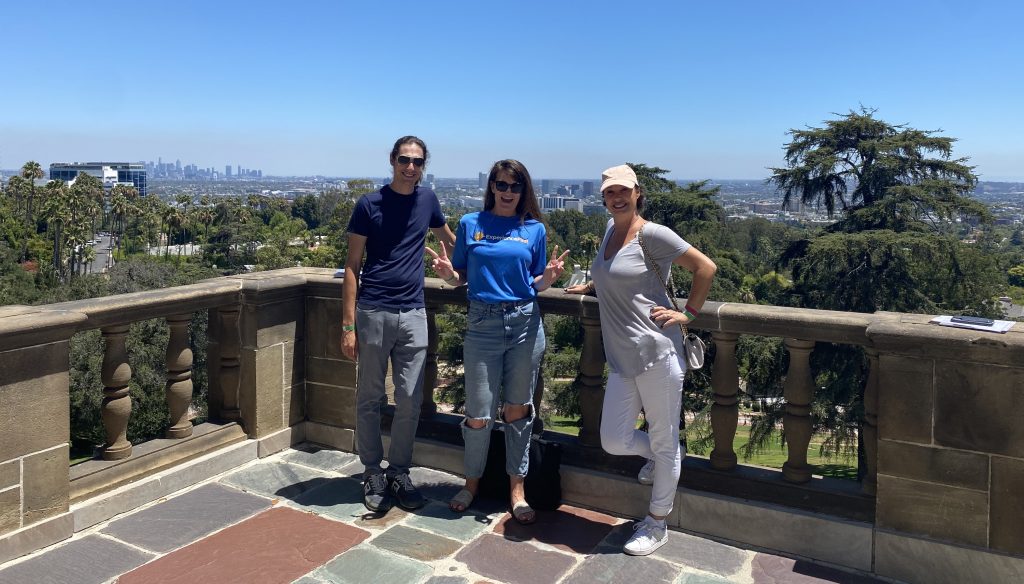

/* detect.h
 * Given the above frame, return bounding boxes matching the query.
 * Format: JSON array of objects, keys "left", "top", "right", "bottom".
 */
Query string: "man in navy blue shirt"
[{"left": 342, "top": 136, "right": 456, "bottom": 513}]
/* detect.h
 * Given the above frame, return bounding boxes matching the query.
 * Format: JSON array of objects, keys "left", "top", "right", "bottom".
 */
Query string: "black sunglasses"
[
  {"left": 396, "top": 155, "right": 425, "bottom": 167},
  {"left": 493, "top": 180, "right": 524, "bottom": 194}
]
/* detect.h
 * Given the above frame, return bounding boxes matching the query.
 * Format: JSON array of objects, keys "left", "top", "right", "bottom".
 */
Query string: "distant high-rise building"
[
  {"left": 582, "top": 181, "right": 594, "bottom": 196},
  {"left": 478, "top": 172, "right": 487, "bottom": 189},
  {"left": 541, "top": 179, "right": 552, "bottom": 195},
  {"left": 225, "top": 165, "right": 232, "bottom": 177},
  {"left": 50, "top": 162, "right": 147, "bottom": 196},
  {"left": 541, "top": 196, "right": 562, "bottom": 211},
  {"left": 562, "top": 198, "right": 583, "bottom": 212}
]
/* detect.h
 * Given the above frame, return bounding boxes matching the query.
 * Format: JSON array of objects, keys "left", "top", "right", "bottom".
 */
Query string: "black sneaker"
[
  {"left": 363, "top": 471, "right": 391, "bottom": 512},
  {"left": 388, "top": 472, "right": 425, "bottom": 510}
]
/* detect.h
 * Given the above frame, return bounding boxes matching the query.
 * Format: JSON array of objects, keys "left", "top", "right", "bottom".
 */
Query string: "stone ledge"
[
  {"left": 875, "top": 529, "right": 1024, "bottom": 584},
  {"left": 256, "top": 424, "right": 306, "bottom": 458},
  {"left": 304, "top": 421, "right": 355, "bottom": 452},
  {"left": 70, "top": 422, "right": 247, "bottom": 503},
  {"left": 71, "top": 439, "right": 258, "bottom": 532},
  {"left": 0, "top": 512, "right": 73, "bottom": 565},
  {"left": 677, "top": 488, "right": 873, "bottom": 573}
]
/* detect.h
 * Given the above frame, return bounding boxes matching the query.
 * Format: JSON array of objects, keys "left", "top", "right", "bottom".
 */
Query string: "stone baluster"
[
  {"left": 709, "top": 332, "right": 740, "bottom": 470},
  {"left": 862, "top": 347, "right": 880, "bottom": 495},
  {"left": 421, "top": 301, "right": 440, "bottom": 415},
  {"left": 782, "top": 338, "right": 815, "bottom": 483},
  {"left": 165, "top": 314, "right": 194, "bottom": 438},
  {"left": 576, "top": 311, "right": 605, "bottom": 447},
  {"left": 101, "top": 324, "right": 133, "bottom": 460},
  {"left": 218, "top": 306, "right": 242, "bottom": 422}
]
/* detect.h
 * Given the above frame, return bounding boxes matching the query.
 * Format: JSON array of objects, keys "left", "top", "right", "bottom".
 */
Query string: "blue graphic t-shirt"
[{"left": 451, "top": 211, "right": 547, "bottom": 304}]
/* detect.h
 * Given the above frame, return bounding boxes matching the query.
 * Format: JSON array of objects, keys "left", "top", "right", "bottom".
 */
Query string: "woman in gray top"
[{"left": 565, "top": 164, "right": 716, "bottom": 556}]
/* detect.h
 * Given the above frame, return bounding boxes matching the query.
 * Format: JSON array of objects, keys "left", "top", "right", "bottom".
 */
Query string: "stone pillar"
[
  {"left": 576, "top": 308, "right": 605, "bottom": 448},
  {"left": 218, "top": 306, "right": 242, "bottom": 423},
  {"left": 422, "top": 300, "right": 440, "bottom": 415},
  {"left": 100, "top": 324, "right": 132, "bottom": 460},
  {"left": 861, "top": 347, "right": 879, "bottom": 495},
  {"left": 236, "top": 274, "right": 305, "bottom": 440},
  {"left": 165, "top": 314, "right": 194, "bottom": 439},
  {"left": 781, "top": 338, "right": 815, "bottom": 484},
  {"left": 709, "top": 332, "right": 740, "bottom": 471}
]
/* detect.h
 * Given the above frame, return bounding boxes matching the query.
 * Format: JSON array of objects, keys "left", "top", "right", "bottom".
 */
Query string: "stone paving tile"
[
  {"left": 0, "top": 535, "right": 153, "bottom": 584},
  {"left": 372, "top": 524, "right": 463, "bottom": 561},
  {"left": 424, "top": 576, "right": 471, "bottom": 584},
  {"left": 494, "top": 503, "right": 619, "bottom": 553},
  {"left": 314, "top": 545, "right": 432, "bottom": 584},
  {"left": 405, "top": 500, "right": 497, "bottom": 542},
  {"left": 221, "top": 460, "right": 333, "bottom": 500},
  {"left": 676, "top": 573, "right": 739, "bottom": 584},
  {"left": 455, "top": 533, "right": 576, "bottom": 584},
  {"left": 751, "top": 553, "right": 885, "bottom": 583},
  {"left": 561, "top": 550, "right": 682, "bottom": 584},
  {"left": 594, "top": 521, "right": 750, "bottom": 579},
  {"left": 291, "top": 476, "right": 409, "bottom": 529},
  {"left": 410, "top": 466, "right": 467, "bottom": 503},
  {"left": 283, "top": 444, "right": 360, "bottom": 472},
  {"left": 291, "top": 577, "right": 326, "bottom": 584},
  {"left": 100, "top": 482, "right": 271, "bottom": 553},
  {"left": 118, "top": 507, "right": 370, "bottom": 584}
]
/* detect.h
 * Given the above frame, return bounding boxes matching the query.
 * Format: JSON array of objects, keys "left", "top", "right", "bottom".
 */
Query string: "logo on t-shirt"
[{"left": 475, "top": 231, "right": 529, "bottom": 244}]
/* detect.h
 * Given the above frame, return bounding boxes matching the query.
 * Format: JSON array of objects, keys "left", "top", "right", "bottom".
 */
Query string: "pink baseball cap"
[{"left": 600, "top": 164, "right": 638, "bottom": 192}]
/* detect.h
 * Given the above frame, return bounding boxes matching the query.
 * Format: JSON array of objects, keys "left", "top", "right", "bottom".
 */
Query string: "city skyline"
[{"left": 2, "top": 1, "right": 1023, "bottom": 181}]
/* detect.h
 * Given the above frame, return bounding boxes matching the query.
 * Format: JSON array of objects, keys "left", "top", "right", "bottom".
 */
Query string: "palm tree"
[
  {"left": 162, "top": 204, "right": 184, "bottom": 262},
  {"left": 109, "top": 184, "right": 139, "bottom": 257},
  {"left": 19, "top": 161, "right": 44, "bottom": 262},
  {"left": 68, "top": 173, "right": 103, "bottom": 278},
  {"left": 40, "top": 180, "right": 71, "bottom": 279}
]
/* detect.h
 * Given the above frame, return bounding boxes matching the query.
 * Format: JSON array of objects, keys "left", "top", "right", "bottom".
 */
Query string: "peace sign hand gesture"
[
  {"left": 537, "top": 245, "right": 570, "bottom": 291},
  {"left": 425, "top": 241, "right": 458, "bottom": 284}
]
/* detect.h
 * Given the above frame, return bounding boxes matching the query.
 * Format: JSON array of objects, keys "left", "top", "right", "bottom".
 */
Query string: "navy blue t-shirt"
[{"left": 346, "top": 185, "right": 446, "bottom": 309}]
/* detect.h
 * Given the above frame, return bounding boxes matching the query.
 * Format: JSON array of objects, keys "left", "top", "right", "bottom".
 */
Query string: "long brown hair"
[{"left": 484, "top": 159, "right": 543, "bottom": 223}]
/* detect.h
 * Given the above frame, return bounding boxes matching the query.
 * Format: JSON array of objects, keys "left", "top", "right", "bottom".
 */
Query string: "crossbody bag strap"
[{"left": 636, "top": 225, "right": 688, "bottom": 339}]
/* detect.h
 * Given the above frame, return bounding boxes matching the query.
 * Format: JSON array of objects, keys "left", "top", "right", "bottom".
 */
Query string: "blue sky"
[{"left": 2, "top": 0, "right": 1022, "bottom": 180}]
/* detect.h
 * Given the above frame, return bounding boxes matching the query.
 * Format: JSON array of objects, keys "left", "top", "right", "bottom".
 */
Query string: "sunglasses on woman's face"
[
  {"left": 493, "top": 180, "right": 524, "bottom": 194},
  {"left": 396, "top": 155, "right": 426, "bottom": 167}
]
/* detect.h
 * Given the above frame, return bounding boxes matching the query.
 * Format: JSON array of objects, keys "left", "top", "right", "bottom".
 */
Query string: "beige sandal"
[{"left": 449, "top": 488, "right": 474, "bottom": 513}]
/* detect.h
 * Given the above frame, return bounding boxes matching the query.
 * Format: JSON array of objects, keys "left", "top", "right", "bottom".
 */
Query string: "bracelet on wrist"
[
  {"left": 683, "top": 304, "right": 698, "bottom": 320},
  {"left": 342, "top": 324, "right": 356, "bottom": 333}
]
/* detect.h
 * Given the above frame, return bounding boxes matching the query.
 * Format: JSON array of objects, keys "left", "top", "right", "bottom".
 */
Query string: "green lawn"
[{"left": 542, "top": 414, "right": 858, "bottom": 481}]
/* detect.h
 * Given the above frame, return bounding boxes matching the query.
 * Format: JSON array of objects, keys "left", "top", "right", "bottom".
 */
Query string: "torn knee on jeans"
[
  {"left": 502, "top": 403, "right": 533, "bottom": 423},
  {"left": 464, "top": 417, "right": 489, "bottom": 430}
]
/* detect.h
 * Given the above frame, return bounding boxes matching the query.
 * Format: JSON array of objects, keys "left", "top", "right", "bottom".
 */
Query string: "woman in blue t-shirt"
[{"left": 427, "top": 159, "right": 568, "bottom": 524}]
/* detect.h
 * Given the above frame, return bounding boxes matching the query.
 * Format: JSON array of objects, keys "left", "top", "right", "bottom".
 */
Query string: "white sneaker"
[
  {"left": 623, "top": 517, "right": 668, "bottom": 556},
  {"left": 637, "top": 459, "right": 655, "bottom": 485}
]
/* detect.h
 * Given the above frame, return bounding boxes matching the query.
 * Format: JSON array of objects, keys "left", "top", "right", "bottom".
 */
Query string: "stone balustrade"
[{"left": 1, "top": 268, "right": 1022, "bottom": 583}]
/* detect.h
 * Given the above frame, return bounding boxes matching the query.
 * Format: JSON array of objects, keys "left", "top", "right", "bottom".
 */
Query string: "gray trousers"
[{"left": 355, "top": 304, "right": 427, "bottom": 476}]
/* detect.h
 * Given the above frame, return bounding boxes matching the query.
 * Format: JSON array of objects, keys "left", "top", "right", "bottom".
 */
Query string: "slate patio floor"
[{"left": 0, "top": 444, "right": 887, "bottom": 584}]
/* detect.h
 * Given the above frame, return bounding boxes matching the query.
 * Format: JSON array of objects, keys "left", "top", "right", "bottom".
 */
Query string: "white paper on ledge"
[{"left": 930, "top": 316, "right": 1016, "bottom": 333}]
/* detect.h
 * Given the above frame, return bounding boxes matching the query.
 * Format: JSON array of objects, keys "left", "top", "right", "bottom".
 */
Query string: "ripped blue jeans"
[{"left": 462, "top": 299, "right": 546, "bottom": 478}]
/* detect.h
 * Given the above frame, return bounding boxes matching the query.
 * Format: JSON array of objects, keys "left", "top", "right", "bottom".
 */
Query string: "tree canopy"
[
  {"left": 768, "top": 108, "right": 1001, "bottom": 316},
  {"left": 769, "top": 107, "right": 988, "bottom": 232}
]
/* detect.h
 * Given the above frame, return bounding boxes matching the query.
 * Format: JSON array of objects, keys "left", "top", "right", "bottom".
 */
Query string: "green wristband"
[{"left": 342, "top": 324, "right": 356, "bottom": 332}]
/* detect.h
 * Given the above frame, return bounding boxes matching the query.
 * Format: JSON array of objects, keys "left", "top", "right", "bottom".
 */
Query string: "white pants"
[{"left": 600, "top": 353, "right": 685, "bottom": 517}]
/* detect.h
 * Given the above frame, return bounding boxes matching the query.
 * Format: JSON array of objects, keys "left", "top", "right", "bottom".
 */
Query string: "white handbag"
[{"left": 637, "top": 226, "right": 707, "bottom": 370}]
